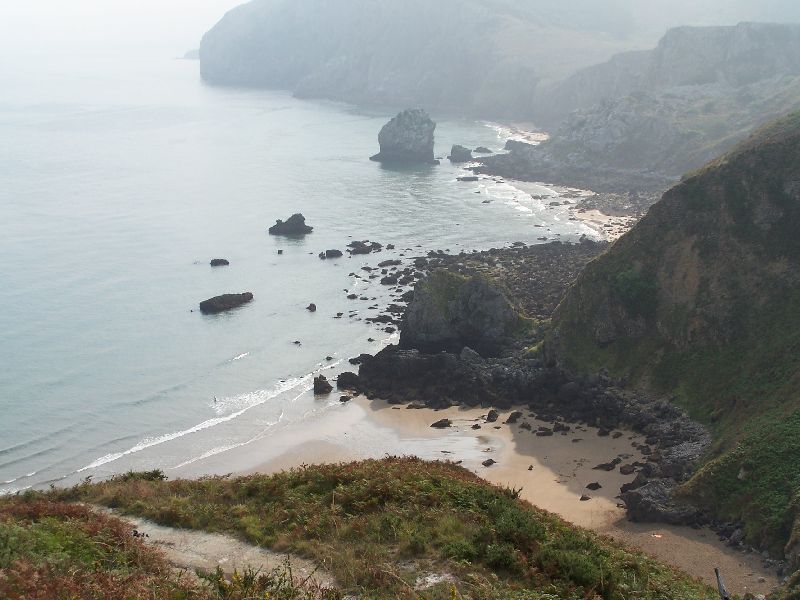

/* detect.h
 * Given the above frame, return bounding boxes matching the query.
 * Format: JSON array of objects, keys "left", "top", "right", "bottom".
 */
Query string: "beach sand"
[{"left": 240, "top": 397, "right": 778, "bottom": 596}]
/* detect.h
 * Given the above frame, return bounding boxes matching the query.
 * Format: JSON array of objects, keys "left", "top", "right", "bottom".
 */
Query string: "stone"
[
  {"left": 199, "top": 292, "right": 254, "bottom": 314},
  {"left": 210, "top": 258, "right": 229, "bottom": 267},
  {"left": 505, "top": 410, "right": 523, "bottom": 424},
  {"left": 306, "top": 303, "right": 317, "bottom": 312},
  {"left": 313, "top": 375, "right": 333, "bottom": 395},
  {"left": 593, "top": 462, "right": 616, "bottom": 472},
  {"left": 337, "top": 372, "right": 359, "bottom": 390},
  {"left": 339, "top": 395, "right": 352, "bottom": 403},
  {"left": 269, "top": 213, "right": 313, "bottom": 235},
  {"left": 369, "top": 109, "right": 437, "bottom": 165},
  {"left": 449, "top": 145, "right": 473, "bottom": 163},
  {"left": 580, "top": 495, "right": 591, "bottom": 501},
  {"left": 482, "top": 458, "right": 496, "bottom": 467},
  {"left": 325, "top": 249, "right": 343, "bottom": 258},
  {"left": 619, "top": 464, "right": 636, "bottom": 475},
  {"left": 474, "top": 146, "right": 492, "bottom": 154},
  {"left": 431, "top": 418, "right": 452, "bottom": 429},
  {"left": 486, "top": 409, "right": 499, "bottom": 423},
  {"left": 586, "top": 482, "right": 602, "bottom": 491},
  {"left": 621, "top": 480, "right": 702, "bottom": 525},
  {"left": 457, "top": 176, "right": 480, "bottom": 182}
]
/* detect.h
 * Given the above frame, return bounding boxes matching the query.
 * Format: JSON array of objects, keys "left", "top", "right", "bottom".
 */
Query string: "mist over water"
[{"left": 0, "top": 54, "right": 594, "bottom": 492}]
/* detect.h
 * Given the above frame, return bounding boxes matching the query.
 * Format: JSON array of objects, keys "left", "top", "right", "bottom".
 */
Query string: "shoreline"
[{"left": 238, "top": 395, "right": 778, "bottom": 597}]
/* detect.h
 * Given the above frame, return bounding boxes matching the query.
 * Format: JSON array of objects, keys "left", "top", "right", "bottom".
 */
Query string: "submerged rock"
[
  {"left": 268, "top": 213, "right": 313, "bottom": 235},
  {"left": 199, "top": 292, "right": 253, "bottom": 314},
  {"left": 449, "top": 145, "right": 473, "bottom": 163},
  {"left": 370, "top": 109, "right": 437, "bottom": 165}
]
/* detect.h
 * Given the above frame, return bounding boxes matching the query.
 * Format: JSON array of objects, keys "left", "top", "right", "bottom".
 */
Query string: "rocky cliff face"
[
  {"left": 369, "top": 109, "right": 436, "bottom": 165},
  {"left": 400, "top": 271, "right": 528, "bottom": 357},
  {"left": 198, "top": 0, "right": 639, "bottom": 118},
  {"left": 482, "top": 23, "right": 800, "bottom": 193},
  {"left": 551, "top": 111, "right": 800, "bottom": 563}
]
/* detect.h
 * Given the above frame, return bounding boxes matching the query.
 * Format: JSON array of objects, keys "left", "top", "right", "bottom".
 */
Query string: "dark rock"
[
  {"left": 593, "top": 462, "right": 616, "bottom": 472},
  {"left": 505, "top": 410, "right": 523, "bottom": 424},
  {"left": 482, "top": 458, "right": 496, "bottom": 467},
  {"left": 339, "top": 395, "right": 352, "bottom": 403},
  {"left": 449, "top": 145, "right": 473, "bottom": 163},
  {"left": 536, "top": 428, "right": 554, "bottom": 437},
  {"left": 619, "top": 464, "right": 637, "bottom": 475},
  {"left": 586, "top": 482, "right": 602, "bottom": 491},
  {"left": 348, "top": 240, "right": 382, "bottom": 255},
  {"left": 325, "top": 249, "right": 343, "bottom": 258},
  {"left": 431, "top": 418, "right": 452, "bottom": 429},
  {"left": 474, "top": 147, "right": 492, "bottom": 154},
  {"left": 199, "top": 292, "right": 254, "bottom": 314},
  {"left": 621, "top": 480, "right": 702, "bottom": 525},
  {"left": 337, "top": 372, "right": 359, "bottom": 390},
  {"left": 486, "top": 409, "right": 499, "bottom": 423},
  {"left": 598, "top": 427, "right": 610, "bottom": 437},
  {"left": 313, "top": 375, "right": 333, "bottom": 395},
  {"left": 471, "top": 424, "right": 482, "bottom": 430},
  {"left": 268, "top": 213, "right": 313, "bottom": 235},
  {"left": 370, "top": 109, "right": 437, "bottom": 165},
  {"left": 580, "top": 495, "right": 592, "bottom": 501},
  {"left": 378, "top": 259, "right": 402, "bottom": 267},
  {"left": 210, "top": 258, "right": 229, "bottom": 267},
  {"left": 306, "top": 303, "right": 317, "bottom": 312},
  {"left": 457, "top": 176, "right": 480, "bottom": 182}
]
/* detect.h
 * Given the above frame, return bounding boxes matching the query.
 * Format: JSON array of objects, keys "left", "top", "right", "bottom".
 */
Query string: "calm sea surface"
[{"left": 0, "top": 53, "right": 594, "bottom": 492}]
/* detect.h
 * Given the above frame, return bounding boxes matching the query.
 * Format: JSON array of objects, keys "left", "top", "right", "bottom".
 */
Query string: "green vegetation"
[
  {"left": 551, "top": 111, "right": 800, "bottom": 588},
  {"left": 45, "top": 458, "right": 717, "bottom": 599},
  {"left": 0, "top": 497, "right": 336, "bottom": 599}
]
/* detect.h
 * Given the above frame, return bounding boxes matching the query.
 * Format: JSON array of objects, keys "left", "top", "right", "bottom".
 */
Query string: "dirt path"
[{"left": 96, "top": 508, "right": 337, "bottom": 591}]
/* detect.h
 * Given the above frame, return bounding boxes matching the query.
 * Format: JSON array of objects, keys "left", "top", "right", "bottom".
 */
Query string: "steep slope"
[
  {"left": 198, "top": 0, "right": 638, "bottom": 118},
  {"left": 550, "top": 112, "right": 800, "bottom": 565}
]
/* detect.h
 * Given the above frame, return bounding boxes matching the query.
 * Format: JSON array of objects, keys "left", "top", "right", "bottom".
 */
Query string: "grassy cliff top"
[{"left": 35, "top": 458, "right": 719, "bottom": 599}]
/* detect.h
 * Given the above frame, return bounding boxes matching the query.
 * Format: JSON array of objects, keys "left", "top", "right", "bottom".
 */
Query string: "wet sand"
[{"left": 245, "top": 398, "right": 778, "bottom": 596}]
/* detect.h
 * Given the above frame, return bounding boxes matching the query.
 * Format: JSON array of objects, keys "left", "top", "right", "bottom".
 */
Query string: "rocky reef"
[
  {"left": 448, "top": 145, "right": 473, "bottom": 163},
  {"left": 268, "top": 213, "right": 313, "bottom": 235},
  {"left": 370, "top": 109, "right": 437, "bottom": 166},
  {"left": 199, "top": 292, "right": 254, "bottom": 314}
]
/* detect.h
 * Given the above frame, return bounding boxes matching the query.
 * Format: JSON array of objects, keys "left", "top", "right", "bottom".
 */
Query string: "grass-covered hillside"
[
  {"left": 32, "top": 458, "right": 719, "bottom": 599},
  {"left": 551, "top": 111, "right": 800, "bottom": 565}
]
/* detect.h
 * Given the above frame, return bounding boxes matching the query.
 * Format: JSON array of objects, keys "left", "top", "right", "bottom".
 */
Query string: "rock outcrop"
[
  {"left": 370, "top": 109, "right": 437, "bottom": 165},
  {"left": 400, "top": 271, "right": 527, "bottom": 357},
  {"left": 268, "top": 214, "right": 313, "bottom": 235},
  {"left": 448, "top": 145, "right": 473, "bottom": 163},
  {"left": 199, "top": 293, "right": 254, "bottom": 314}
]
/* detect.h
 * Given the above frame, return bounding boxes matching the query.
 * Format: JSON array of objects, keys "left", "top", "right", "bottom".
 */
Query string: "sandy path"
[
  {"left": 96, "top": 508, "right": 337, "bottom": 591},
  {"left": 241, "top": 399, "right": 778, "bottom": 596}
]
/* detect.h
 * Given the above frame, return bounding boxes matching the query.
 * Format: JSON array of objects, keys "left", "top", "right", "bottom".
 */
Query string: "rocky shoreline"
[{"left": 322, "top": 236, "right": 788, "bottom": 578}]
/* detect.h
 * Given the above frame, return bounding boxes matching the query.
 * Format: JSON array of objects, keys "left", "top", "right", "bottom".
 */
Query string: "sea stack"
[
  {"left": 370, "top": 108, "right": 438, "bottom": 165},
  {"left": 268, "top": 213, "right": 313, "bottom": 235}
]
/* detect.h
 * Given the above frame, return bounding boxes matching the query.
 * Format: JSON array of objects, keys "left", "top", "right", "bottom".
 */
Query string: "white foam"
[
  {"left": 231, "top": 352, "right": 249, "bottom": 361},
  {"left": 77, "top": 377, "right": 311, "bottom": 473}
]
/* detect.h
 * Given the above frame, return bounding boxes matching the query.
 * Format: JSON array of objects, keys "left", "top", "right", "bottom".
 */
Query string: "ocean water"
[{"left": 0, "top": 54, "right": 595, "bottom": 493}]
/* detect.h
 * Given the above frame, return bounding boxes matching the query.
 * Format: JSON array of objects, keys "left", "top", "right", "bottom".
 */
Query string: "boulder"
[
  {"left": 348, "top": 240, "right": 382, "bottom": 255},
  {"left": 210, "top": 258, "right": 229, "bottom": 267},
  {"left": 337, "top": 372, "right": 360, "bottom": 389},
  {"left": 486, "top": 409, "right": 499, "bottom": 423},
  {"left": 482, "top": 458, "right": 497, "bottom": 467},
  {"left": 199, "top": 292, "right": 254, "bottom": 314},
  {"left": 369, "top": 109, "right": 437, "bottom": 165},
  {"left": 474, "top": 146, "right": 492, "bottom": 154},
  {"left": 313, "top": 375, "right": 333, "bottom": 395},
  {"left": 431, "top": 418, "right": 452, "bottom": 429},
  {"left": 449, "top": 145, "right": 473, "bottom": 163},
  {"left": 505, "top": 410, "right": 523, "bottom": 424},
  {"left": 325, "top": 249, "right": 343, "bottom": 258},
  {"left": 268, "top": 213, "right": 313, "bottom": 235},
  {"left": 306, "top": 303, "right": 317, "bottom": 312},
  {"left": 621, "top": 480, "right": 702, "bottom": 525}
]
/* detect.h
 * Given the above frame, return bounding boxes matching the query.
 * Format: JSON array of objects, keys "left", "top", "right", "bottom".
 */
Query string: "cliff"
[
  {"left": 198, "top": 0, "right": 637, "bottom": 118},
  {"left": 487, "top": 23, "right": 800, "bottom": 192},
  {"left": 551, "top": 111, "right": 800, "bottom": 567}
]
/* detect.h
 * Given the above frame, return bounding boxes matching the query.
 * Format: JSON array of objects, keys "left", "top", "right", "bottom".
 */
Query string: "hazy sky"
[{"left": 0, "top": 0, "right": 244, "bottom": 56}]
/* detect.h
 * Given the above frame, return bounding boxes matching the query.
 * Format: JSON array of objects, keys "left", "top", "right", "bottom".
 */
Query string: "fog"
[
  {"left": 0, "top": 0, "right": 243, "bottom": 56},
  {"left": 3, "top": 0, "right": 800, "bottom": 59}
]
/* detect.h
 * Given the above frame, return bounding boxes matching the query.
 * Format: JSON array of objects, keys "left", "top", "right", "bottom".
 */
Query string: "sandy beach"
[{"left": 233, "top": 396, "right": 778, "bottom": 597}]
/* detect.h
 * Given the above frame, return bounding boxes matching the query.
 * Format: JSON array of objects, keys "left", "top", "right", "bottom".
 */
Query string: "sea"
[{"left": 0, "top": 52, "right": 597, "bottom": 493}]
